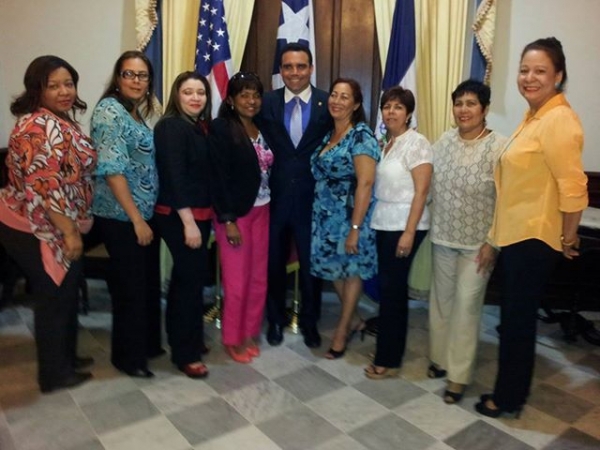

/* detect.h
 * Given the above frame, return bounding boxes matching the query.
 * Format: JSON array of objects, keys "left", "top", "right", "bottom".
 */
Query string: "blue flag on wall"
[
  {"left": 143, "top": 0, "right": 163, "bottom": 103},
  {"left": 470, "top": 0, "right": 486, "bottom": 82},
  {"left": 375, "top": 0, "right": 417, "bottom": 138}
]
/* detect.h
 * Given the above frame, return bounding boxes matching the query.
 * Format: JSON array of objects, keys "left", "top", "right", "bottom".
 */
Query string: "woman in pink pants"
[{"left": 209, "top": 72, "right": 273, "bottom": 363}]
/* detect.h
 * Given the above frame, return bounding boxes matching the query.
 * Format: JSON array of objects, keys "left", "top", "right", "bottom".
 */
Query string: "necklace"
[{"left": 460, "top": 126, "right": 487, "bottom": 142}]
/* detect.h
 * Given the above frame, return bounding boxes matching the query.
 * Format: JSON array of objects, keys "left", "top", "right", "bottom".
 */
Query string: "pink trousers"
[{"left": 215, "top": 204, "right": 269, "bottom": 346}]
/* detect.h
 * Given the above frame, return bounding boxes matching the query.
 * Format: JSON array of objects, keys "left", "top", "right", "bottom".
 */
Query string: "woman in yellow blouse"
[{"left": 475, "top": 37, "right": 588, "bottom": 418}]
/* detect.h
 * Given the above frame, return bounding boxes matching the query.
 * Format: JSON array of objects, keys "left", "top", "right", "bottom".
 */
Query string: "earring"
[
  {"left": 116, "top": 87, "right": 120, "bottom": 92},
  {"left": 555, "top": 82, "right": 561, "bottom": 90},
  {"left": 229, "top": 104, "right": 234, "bottom": 110}
]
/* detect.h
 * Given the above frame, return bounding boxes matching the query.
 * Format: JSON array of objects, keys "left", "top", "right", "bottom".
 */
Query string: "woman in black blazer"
[
  {"left": 209, "top": 72, "right": 273, "bottom": 363},
  {"left": 154, "top": 72, "right": 212, "bottom": 378}
]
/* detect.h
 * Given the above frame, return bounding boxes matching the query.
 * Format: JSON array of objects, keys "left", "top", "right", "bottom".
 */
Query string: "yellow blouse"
[{"left": 489, "top": 93, "right": 588, "bottom": 251}]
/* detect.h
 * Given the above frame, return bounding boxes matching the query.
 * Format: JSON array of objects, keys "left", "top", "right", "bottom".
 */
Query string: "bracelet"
[
  {"left": 560, "top": 235, "right": 577, "bottom": 247},
  {"left": 225, "top": 220, "right": 235, "bottom": 225},
  {"left": 351, "top": 224, "right": 361, "bottom": 230}
]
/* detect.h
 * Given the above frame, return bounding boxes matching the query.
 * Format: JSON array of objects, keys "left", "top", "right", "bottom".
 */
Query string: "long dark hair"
[
  {"left": 218, "top": 72, "right": 263, "bottom": 144},
  {"left": 329, "top": 78, "right": 366, "bottom": 125},
  {"left": 10, "top": 55, "right": 87, "bottom": 119},
  {"left": 97, "top": 50, "right": 156, "bottom": 118},
  {"left": 162, "top": 71, "right": 212, "bottom": 123}
]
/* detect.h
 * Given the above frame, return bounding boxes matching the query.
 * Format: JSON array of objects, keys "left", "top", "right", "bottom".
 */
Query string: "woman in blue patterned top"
[
  {"left": 91, "top": 50, "right": 162, "bottom": 378},
  {"left": 310, "top": 78, "right": 380, "bottom": 359}
]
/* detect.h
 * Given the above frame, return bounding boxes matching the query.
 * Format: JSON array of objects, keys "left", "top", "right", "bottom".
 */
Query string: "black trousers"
[
  {"left": 493, "top": 239, "right": 561, "bottom": 410},
  {"left": 155, "top": 212, "right": 210, "bottom": 366},
  {"left": 267, "top": 198, "right": 321, "bottom": 328},
  {"left": 0, "top": 221, "right": 81, "bottom": 386},
  {"left": 94, "top": 216, "right": 162, "bottom": 371},
  {"left": 374, "top": 229, "right": 426, "bottom": 368}
]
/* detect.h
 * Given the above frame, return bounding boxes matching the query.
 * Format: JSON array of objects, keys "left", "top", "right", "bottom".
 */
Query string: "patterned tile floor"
[{"left": 1, "top": 281, "right": 599, "bottom": 450}]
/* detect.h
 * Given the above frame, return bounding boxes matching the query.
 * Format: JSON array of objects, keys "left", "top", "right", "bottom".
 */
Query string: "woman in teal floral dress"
[{"left": 311, "top": 78, "right": 380, "bottom": 359}]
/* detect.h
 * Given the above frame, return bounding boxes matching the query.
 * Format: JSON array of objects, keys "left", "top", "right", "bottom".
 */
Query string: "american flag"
[
  {"left": 271, "top": 0, "right": 317, "bottom": 89},
  {"left": 194, "top": 0, "right": 233, "bottom": 117}
]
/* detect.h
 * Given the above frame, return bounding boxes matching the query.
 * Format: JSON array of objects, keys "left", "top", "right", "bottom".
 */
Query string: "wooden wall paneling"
[
  {"left": 337, "top": 0, "right": 378, "bottom": 124},
  {"left": 240, "top": 0, "right": 281, "bottom": 89},
  {"left": 313, "top": 0, "right": 335, "bottom": 91}
]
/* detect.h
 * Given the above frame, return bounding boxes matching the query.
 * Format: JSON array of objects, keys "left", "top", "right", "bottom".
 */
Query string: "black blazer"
[
  {"left": 208, "top": 118, "right": 261, "bottom": 223},
  {"left": 256, "top": 87, "right": 332, "bottom": 205},
  {"left": 154, "top": 116, "right": 211, "bottom": 210}
]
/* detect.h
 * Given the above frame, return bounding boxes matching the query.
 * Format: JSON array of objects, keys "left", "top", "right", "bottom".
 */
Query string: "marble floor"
[{"left": 1, "top": 281, "right": 599, "bottom": 450}]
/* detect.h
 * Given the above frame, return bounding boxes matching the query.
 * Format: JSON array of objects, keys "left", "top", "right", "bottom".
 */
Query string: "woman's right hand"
[
  {"left": 63, "top": 231, "right": 84, "bottom": 261},
  {"left": 133, "top": 219, "right": 153, "bottom": 246},
  {"left": 225, "top": 222, "right": 242, "bottom": 247},
  {"left": 184, "top": 222, "right": 202, "bottom": 249}
]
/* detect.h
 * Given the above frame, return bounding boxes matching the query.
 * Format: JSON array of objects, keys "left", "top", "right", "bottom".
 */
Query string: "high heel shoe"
[
  {"left": 246, "top": 343, "right": 260, "bottom": 358},
  {"left": 364, "top": 364, "right": 400, "bottom": 380},
  {"left": 474, "top": 397, "right": 523, "bottom": 419},
  {"left": 443, "top": 382, "right": 466, "bottom": 404},
  {"left": 225, "top": 345, "right": 252, "bottom": 364},
  {"left": 347, "top": 320, "right": 367, "bottom": 344},
  {"left": 427, "top": 363, "right": 447, "bottom": 379},
  {"left": 325, "top": 346, "right": 347, "bottom": 359}
]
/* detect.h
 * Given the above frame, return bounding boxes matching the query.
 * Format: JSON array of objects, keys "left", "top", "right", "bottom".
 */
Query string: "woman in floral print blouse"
[{"left": 0, "top": 55, "right": 96, "bottom": 393}]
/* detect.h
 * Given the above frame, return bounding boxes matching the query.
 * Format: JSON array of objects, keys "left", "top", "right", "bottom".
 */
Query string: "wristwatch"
[{"left": 351, "top": 224, "right": 361, "bottom": 230}]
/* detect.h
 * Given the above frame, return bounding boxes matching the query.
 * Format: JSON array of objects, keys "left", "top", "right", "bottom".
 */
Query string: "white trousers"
[{"left": 428, "top": 244, "right": 491, "bottom": 384}]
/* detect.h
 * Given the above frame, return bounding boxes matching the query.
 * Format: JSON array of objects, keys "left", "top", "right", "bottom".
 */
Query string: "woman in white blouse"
[
  {"left": 428, "top": 80, "right": 506, "bottom": 403},
  {"left": 364, "top": 87, "right": 433, "bottom": 379}
]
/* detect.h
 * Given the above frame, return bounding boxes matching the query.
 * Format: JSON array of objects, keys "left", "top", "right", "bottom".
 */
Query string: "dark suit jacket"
[
  {"left": 154, "top": 116, "right": 211, "bottom": 209},
  {"left": 208, "top": 118, "right": 261, "bottom": 223},
  {"left": 256, "top": 87, "right": 332, "bottom": 207}
]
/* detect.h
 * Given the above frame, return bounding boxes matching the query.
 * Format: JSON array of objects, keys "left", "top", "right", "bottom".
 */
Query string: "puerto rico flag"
[{"left": 271, "top": 0, "right": 317, "bottom": 89}]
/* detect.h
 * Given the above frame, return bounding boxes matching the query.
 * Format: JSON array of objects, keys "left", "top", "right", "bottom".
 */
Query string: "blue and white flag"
[
  {"left": 271, "top": 0, "right": 317, "bottom": 89},
  {"left": 194, "top": 0, "right": 233, "bottom": 117},
  {"left": 376, "top": 0, "right": 417, "bottom": 138},
  {"left": 470, "top": 0, "right": 496, "bottom": 84},
  {"left": 136, "top": 0, "right": 163, "bottom": 105}
]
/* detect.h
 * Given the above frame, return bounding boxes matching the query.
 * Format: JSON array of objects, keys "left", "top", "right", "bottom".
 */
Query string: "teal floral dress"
[{"left": 310, "top": 122, "right": 380, "bottom": 280}]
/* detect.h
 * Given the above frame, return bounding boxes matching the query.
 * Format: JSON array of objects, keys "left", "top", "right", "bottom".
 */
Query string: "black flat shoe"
[
  {"left": 325, "top": 346, "right": 346, "bottom": 359},
  {"left": 301, "top": 325, "right": 322, "bottom": 348},
  {"left": 74, "top": 356, "right": 95, "bottom": 370},
  {"left": 427, "top": 364, "right": 447, "bottom": 379},
  {"left": 267, "top": 323, "right": 285, "bottom": 346},
  {"left": 474, "top": 398, "right": 522, "bottom": 419},
  {"left": 115, "top": 366, "right": 155, "bottom": 378},
  {"left": 40, "top": 372, "right": 92, "bottom": 394}
]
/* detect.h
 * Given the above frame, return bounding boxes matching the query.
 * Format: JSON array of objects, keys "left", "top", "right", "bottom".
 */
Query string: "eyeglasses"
[
  {"left": 120, "top": 70, "right": 150, "bottom": 82},
  {"left": 231, "top": 71, "right": 260, "bottom": 81}
]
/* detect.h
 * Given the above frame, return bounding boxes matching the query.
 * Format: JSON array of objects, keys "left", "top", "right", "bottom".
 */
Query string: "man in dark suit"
[{"left": 257, "top": 43, "right": 332, "bottom": 348}]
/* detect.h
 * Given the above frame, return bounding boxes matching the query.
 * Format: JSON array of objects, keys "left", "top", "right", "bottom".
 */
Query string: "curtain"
[
  {"left": 148, "top": 0, "right": 254, "bottom": 107},
  {"left": 224, "top": 0, "right": 255, "bottom": 73},
  {"left": 416, "top": 0, "right": 469, "bottom": 142},
  {"left": 373, "top": 0, "right": 397, "bottom": 73}
]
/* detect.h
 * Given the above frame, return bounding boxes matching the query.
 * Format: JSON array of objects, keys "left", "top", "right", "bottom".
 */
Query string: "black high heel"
[
  {"left": 325, "top": 346, "right": 347, "bottom": 359},
  {"left": 475, "top": 397, "right": 523, "bottom": 419},
  {"left": 347, "top": 320, "right": 367, "bottom": 344},
  {"left": 443, "top": 389, "right": 464, "bottom": 404},
  {"left": 427, "top": 364, "right": 447, "bottom": 379}
]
